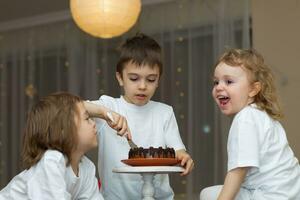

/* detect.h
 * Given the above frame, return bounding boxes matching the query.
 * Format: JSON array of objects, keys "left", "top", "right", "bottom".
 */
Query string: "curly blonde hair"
[{"left": 216, "top": 48, "right": 283, "bottom": 120}]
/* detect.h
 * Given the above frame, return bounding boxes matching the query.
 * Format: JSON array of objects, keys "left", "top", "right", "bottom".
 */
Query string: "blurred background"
[{"left": 0, "top": 0, "right": 299, "bottom": 199}]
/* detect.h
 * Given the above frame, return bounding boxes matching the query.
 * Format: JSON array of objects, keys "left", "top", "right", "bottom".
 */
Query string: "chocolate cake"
[{"left": 128, "top": 147, "right": 175, "bottom": 159}]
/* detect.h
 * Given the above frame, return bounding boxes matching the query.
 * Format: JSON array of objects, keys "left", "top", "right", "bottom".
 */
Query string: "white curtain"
[{"left": 0, "top": 0, "right": 250, "bottom": 199}]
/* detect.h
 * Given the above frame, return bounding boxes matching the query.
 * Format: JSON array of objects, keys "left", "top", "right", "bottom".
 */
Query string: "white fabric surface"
[{"left": 0, "top": 150, "right": 103, "bottom": 200}]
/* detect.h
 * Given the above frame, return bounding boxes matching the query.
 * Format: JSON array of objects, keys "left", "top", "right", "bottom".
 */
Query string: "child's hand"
[
  {"left": 106, "top": 111, "right": 132, "bottom": 140},
  {"left": 176, "top": 149, "right": 194, "bottom": 176}
]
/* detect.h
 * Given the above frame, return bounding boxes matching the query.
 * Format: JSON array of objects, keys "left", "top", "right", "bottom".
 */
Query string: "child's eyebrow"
[
  {"left": 223, "top": 75, "right": 235, "bottom": 79},
  {"left": 127, "top": 73, "right": 158, "bottom": 77},
  {"left": 147, "top": 74, "right": 158, "bottom": 77},
  {"left": 127, "top": 73, "right": 138, "bottom": 76},
  {"left": 213, "top": 75, "right": 234, "bottom": 79}
]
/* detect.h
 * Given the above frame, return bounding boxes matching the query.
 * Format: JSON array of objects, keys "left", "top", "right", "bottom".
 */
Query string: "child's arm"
[
  {"left": 217, "top": 167, "right": 249, "bottom": 200},
  {"left": 84, "top": 101, "right": 109, "bottom": 119},
  {"left": 176, "top": 149, "right": 194, "bottom": 176},
  {"left": 84, "top": 101, "right": 132, "bottom": 139}
]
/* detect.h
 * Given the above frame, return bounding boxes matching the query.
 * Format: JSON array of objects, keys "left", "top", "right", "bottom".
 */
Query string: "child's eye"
[
  {"left": 226, "top": 80, "right": 233, "bottom": 85},
  {"left": 213, "top": 80, "right": 219, "bottom": 86},
  {"left": 147, "top": 79, "right": 156, "bottom": 83},
  {"left": 129, "top": 77, "right": 138, "bottom": 81}
]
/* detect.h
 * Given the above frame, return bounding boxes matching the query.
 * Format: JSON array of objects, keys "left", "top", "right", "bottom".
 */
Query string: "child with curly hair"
[{"left": 200, "top": 49, "right": 300, "bottom": 200}]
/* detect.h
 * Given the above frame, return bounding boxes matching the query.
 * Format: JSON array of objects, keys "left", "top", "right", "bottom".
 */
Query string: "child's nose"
[
  {"left": 138, "top": 80, "right": 147, "bottom": 89},
  {"left": 215, "top": 82, "right": 224, "bottom": 91}
]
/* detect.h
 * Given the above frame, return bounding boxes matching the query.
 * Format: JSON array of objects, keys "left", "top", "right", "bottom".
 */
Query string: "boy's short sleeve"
[
  {"left": 89, "top": 95, "right": 115, "bottom": 133},
  {"left": 92, "top": 95, "right": 115, "bottom": 109},
  {"left": 164, "top": 107, "right": 186, "bottom": 151},
  {"left": 227, "top": 115, "right": 260, "bottom": 171}
]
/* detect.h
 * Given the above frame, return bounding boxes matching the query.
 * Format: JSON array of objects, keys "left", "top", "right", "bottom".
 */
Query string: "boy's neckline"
[{"left": 120, "top": 95, "right": 152, "bottom": 111}]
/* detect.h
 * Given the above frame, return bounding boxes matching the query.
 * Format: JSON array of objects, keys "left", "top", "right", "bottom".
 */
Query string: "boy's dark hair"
[
  {"left": 22, "top": 92, "right": 82, "bottom": 169},
  {"left": 117, "top": 33, "right": 163, "bottom": 76}
]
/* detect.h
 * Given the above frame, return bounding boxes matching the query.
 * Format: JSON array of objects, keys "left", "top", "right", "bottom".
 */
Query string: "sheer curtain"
[{"left": 0, "top": 0, "right": 250, "bottom": 199}]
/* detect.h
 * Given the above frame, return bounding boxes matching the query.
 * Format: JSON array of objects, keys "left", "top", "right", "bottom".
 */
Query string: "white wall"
[{"left": 252, "top": 0, "right": 300, "bottom": 157}]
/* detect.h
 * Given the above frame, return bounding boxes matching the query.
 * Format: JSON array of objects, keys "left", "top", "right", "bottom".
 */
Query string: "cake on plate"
[{"left": 128, "top": 147, "right": 175, "bottom": 159}]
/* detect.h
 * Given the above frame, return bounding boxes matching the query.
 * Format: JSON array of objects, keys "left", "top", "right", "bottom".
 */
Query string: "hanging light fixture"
[{"left": 70, "top": 0, "right": 141, "bottom": 39}]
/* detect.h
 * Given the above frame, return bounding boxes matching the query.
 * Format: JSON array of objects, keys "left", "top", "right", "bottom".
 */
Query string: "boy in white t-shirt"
[
  {"left": 85, "top": 33, "right": 194, "bottom": 200},
  {"left": 0, "top": 92, "right": 119, "bottom": 199}
]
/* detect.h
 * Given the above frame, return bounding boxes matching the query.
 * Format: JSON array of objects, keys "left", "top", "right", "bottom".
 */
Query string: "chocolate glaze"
[{"left": 128, "top": 147, "right": 175, "bottom": 159}]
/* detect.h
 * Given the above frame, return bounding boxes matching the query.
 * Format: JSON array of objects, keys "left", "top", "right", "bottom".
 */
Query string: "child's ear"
[
  {"left": 116, "top": 72, "right": 124, "bottom": 86},
  {"left": 249, "top": 81, "right": 261, "bottom": 97}
]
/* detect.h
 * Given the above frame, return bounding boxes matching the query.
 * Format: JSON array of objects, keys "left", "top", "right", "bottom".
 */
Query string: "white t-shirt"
[
  {"left": 0, "top": 150, "right": 104, "bottom": 200},
  {"left": 91, "top": 95, "right": 186, "bottom": 200},
  {"left": 228, "top": 104, "right": 300, "bottom": 199}
]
